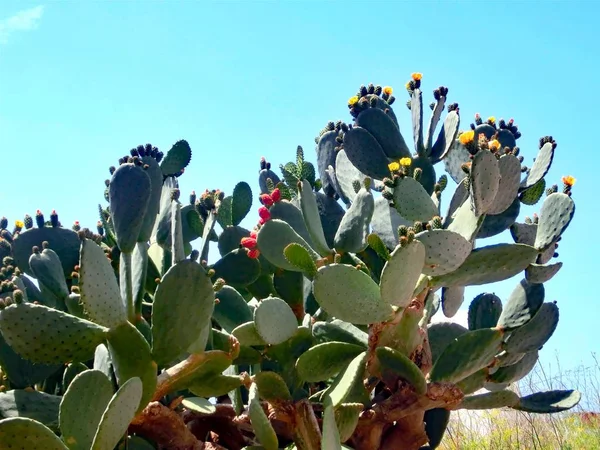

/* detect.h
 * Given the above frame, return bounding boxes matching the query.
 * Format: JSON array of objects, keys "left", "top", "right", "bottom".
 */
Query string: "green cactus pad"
[
  {"left": 425, "top": 98, "right": 446, "bottom": 152},
  {"left": 371, "top": 198, "right": 411, "bottom": 250},
  {"left": 0, "top": 390, "right": 60, "bottom": 433},
  {"left": 0, "top": 303, "right": 108, "bottom": 364},
  {"left": 415, "top": 229, "right": 471, "bottom": 276},
  {"left": 136, "top": 156, "right": 163, "bottom": 243},
  {"left": 253, "top": 297, "right": 298, "bottom": 345},
  {"left": 443, "top": 140, "right": 471, "bottom": 184},
  {"left": 467, "top": 293, "right": 503, "bottom": 330},
  {"left": 259, "top": 168, "right": 281, "bottom": 194},
  {"left": 519, "top": 177, "right": 545, "bottom": 205},
  {"left": 231, "top": 321, "right": 267, "bottom": 346},
  {"left": 159, "top": 139, "right": 192, "bottom": 177},
  {"left": 469, "top": 149, "right": 500, "bottom": 216},
  {"left": 273, "top": 269, "right": 304, "bottom": 310},
  {"left": 355, "top": 107, "right": 411, "bottom": 159},
  {"left": 458, "top": 390, "right": 520, "bottom": 410},
  {"left": 430, "top": 328, "right": 504, "bottom": 384},
  {"left": 211, "top": 248, "right": 261, "bottom": 287},
  {"left": 312, "top": 320, "right": 368, "bottom": 348},
  {"left": 62, "top": 362, "right": 88, "bottom": 391},
  {"left": 525, "top": 262, "right": 563, "bottom": 284},
  {"left": 317, "top": 130, "right": 339, "bottom": 197},
  {"left": 496, "top": 279, "right": 544, "bottom": 331},
  {"left": 217, "top": 225, "right": 249, "bottom": 257},
  {"left": 334, "top": 403, "right": 362, "bottom": 443},
  {"left": 379, "top": 240, "right": 425, "bottom": 308},
  {"left": 504, "top": 302, "right": 559, "bottom": 354},
  {"left": 151, "top": 259, "right": 214, "bottom": 366},
  {"left": 411, "top": 89, "right": 424, "bottom": 153},
  {"left": 444, "top": 177, "right": 469, "bottom": 225},
  {"left": 512, "top": 389, "right": 581, "bottom": 414},
  {"left": 427, "top": 322, "right": 468, "bottom": 363},
  {"left": 324, "top": 351, "right": 367, "bottom": 407},
  {"left": 12, "top": 227, "right": 80, "bottom": 278},
  {"left": 476, "top": 197, "right": 521, "bottom": 239},
  {"left": 424, "top": 408, "right": 450, "bottom": 449},
  {"left": 522, "top": 142, "right": 554, "bottom": 190},
  {"left": 257, "top": 219, "right": 319, "bottom": 272},
  {"left": 213, "top": 286, "right": 253, "bottom": 333},
  {"left": 91, "top": 377, "right": 143, "bottom": 450},
  {"left": 108, "top": 163, "right": 151, "bottom": 254},
  {"left": 497, "top": 350, "right": 526, "bottom": 367},
  {"left": 431, "top": 110, "right": 460, "bottom": 162},
  {"left": 315, "top": 192, "right": 345, "bottom": 249},
  {"left": 534, "top": 193, "right": 575, "bottom": 251},
  {"left": 283, "top": 243, "right": 318, "bottom": 278},
  {"left": 456, "top": 369, "right": 488, "bottom": 396},
  {"left": 106, "top": 321, "right": 156, "bottom": 413},
  {"left": 375, "top": 347, "right": 427, "bottom": 395},
  {"left": 441, "top": 286, "right": 465, "bottom": 318},
  {"left": 334, "top": 186, "right": 374, "bottom": 253},
  {"left": 446, "top": 193, "right": 485, "bottom": 243},
  {"left": 79, "top": 238, "right": 127, "bottom": 328},
  {"left": 313, "top": 264, "right": 393, "bottom": 325},
  {"left": 0, "top": 417, "right": 68, "bottom": 450},
  {"left": 93, "top": 344, "right": 114, "bottom": 382},
  {"left": 59, "top": 370, "right": 114, "bottom": 450},
  {"left": 342, "top": 126, "right": 391, "bottom": 180},
  {"left": 29, "top": 247, "right": 69, "bottom": 302},
  {"left": 486, "top": 154, "right": 521, "bottom": 215},
  {"left": 489, "top": 350, "right": 538, "bottom": 384},
  {"left": 334, "top": 149, "right": 369, "bottom": 204},
  {"left": 430, "top": 243, "right": 537, "bottom": 288},
  {"left": 510, "top": 222, "right": 537, "bottom": 246},
  {"left": 367, "top": 233, "right": 390, "bottom": 261},
  {"left": 231, "top": 182, "right": 253, "bottom": 227},
  {"left": 254, "top": 371, "right": 292, "bottom": 403},
  {"left": 189, "top": 373, "right": 242, "bottom": 398},
  {"left": 298, "top": 180, "right": 332, "bottom": 256},
  {"left": 248, "top": 383, "right": 279, "bottom": 450},
  {"left": 295, "top": 342, "right": 365, "bottom": 382},
  {"left": 216, "top": 196, "right": 233, "bottom": 228},
  {"left": 392, "top": 176, "right": 438, "bottom": 222},
  {"left": 181, "top": 397, "right": 215, "bottom": 415},
  {"left": 170, "top": 200, "right": 185, "bottom": 262},
  {"left": 269, "top": 200, "right": 314, "bottom": 248},
  {"left": 0, "top": 330, "right": 61, "bottom": 388},
  {"left": 321, "top": 397, "right": 341, "bottom": 450}
]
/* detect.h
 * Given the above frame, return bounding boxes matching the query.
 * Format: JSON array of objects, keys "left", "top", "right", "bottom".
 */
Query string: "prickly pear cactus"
[{"left": 0, "top": 74, "right": 580, "bottom": 450}]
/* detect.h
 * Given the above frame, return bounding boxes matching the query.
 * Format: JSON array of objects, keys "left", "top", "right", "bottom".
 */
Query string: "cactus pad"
[
  {"left": 0, "top": 303, "right": 108, "bottom": 364},
  {"left": 430, "top": 328, "right": 504, "bottom": 383},
  {"left": 522, "top": 142, "right": 554, "bottom": 190},
  {"left": 298, "top": 180, "right": 332, "bottom": 255},
  {"left": 334, "top": 150, "right": 367, "bottom": 203},
  {"left": 431, "top": 110, "right": 460, "bottom": 161},
  {"left": 427, "top": 322, "right": 468, "bottom": 364},
  {"left": 283, "top": 243, "right": 318, "bottom": 278},
  {"left": 458, "top": 390, "right": 520, "bottom": 410},
  {"left": 159, "top": 139, "right": 192, "bottom": 177},
  {"left": 334, "top": 186, "right": 374, "bottom": 253},
  {"left": 79, "top": 238, "right": 127, "bottom": 328},
  {"left": 446, "top": 197, "right": 485, "bottom": 242},
  {"left": 254, "top": 371, "right": 292, "bottom": 403},
  {"left": 324, "top": 351, "right": 367, "bottom": 407},
  {"left": 512, "top": 389, "right": 581, "bottom": 414},
  {"left": 534, "top": 193, "right": 575, "bottom": 251},
  {"left": 379, "top": 240, "right": 426, "bottom": 308},
  {"left": 59, "top": 370, "right": 114, "bottom": 450},
  {"left": 444, "top": 140, "right": 471, "bottom": 183},
  {"left": 488, "top": 350, "right": 538, "bottom": 384},
  {"left": 371, "top": 197, "right": 411, "bottom": 249},
  {"left": 525, "top": 262, "right": 563, "bottom": 284},
  {"left": 29, "top": 247, "right": 70, "bottom": 302},
  {"left": 0, "top": 389, "right": 61, "bottom": 432},
  {"left": 213, "top": 286, "right": 253, "bottom": 333},
  {"left": 257, "top": 219, "right": 319, "bottom": 272},
  {"left": 248, "top": 383, "right": 279, "bottom": 450},
  {"left": 312, "top": 320, "right": 368, "bottom": 348},
  {"left": 342, "top": 126, "right": 391, "bottom": 180},
  {"left": 0, "top": 417, "right": 68, "bottom": 449},
  {"left": 253, "top": 297, "right": 298, "bottom": 345},
  {"left": 375, "top": 346, "right": 427, "bottom": 395},
  {"left": 317, "top": 130, "right": 339, "bottom": 197},
  {"left": 470, "top": 150, "right": 500, "bottom": 216},
  {"left": 504, "top": 302, "right": 559, "bottom": 354},
  {"left": 151, "top": 259, "right": 214, "bottom": 366},
  {"left": 487, "top": 154, "right": 521, "bottom": 215},
  {"left": 467, "top": 293, "right": 503, "bottom": 330},
  {"left": 211, "top": 248, "right": 261, "bottom": 287},
  {"left": 415, "top": 229, "right": 471, "bottom": 276},
  {"left": 313, "top": 264, "right": 393, "bottom": 325},
  {"left": 231, "top": 182, "right": 253, "bottom": 227},
  {"left": 441, "top": 286, "right": 465, "bottom": 318},
  {"left": 476, "top": 197, "right": 521, "bottom": 239},
  {"left": 497, "top": 279, "right": 545, "bottom": 331},
  {"left": 269, "top": 200, "right": 314, "bottom": 247},
  {"left": 392, "top": 176, "right": 438, "bottom": 222},
  {"left": 355, "top": 107, "right": 411, "bottom": 159},
  {"left": 296, "top": 342, "right": 365, "bottom": 382}
]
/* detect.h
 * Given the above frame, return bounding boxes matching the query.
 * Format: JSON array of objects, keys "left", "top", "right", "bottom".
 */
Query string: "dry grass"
[{"left": 440, "top": 352, "right": 600, "bottom": 449}]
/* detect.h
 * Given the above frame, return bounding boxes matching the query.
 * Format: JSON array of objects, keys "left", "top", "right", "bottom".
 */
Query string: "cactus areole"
[{"left": 0, "top": 75, "right": 580, "bottom": 450}]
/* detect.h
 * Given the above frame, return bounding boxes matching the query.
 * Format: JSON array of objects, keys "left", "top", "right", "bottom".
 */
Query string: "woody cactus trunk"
[{"left": 0, "top": 73, "right": 579, "bottom": 450}]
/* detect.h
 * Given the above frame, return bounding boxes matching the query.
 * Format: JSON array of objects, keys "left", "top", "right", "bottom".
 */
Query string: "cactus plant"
[{"left": 0, "top": 74, "right": 580, "bottom": 450}]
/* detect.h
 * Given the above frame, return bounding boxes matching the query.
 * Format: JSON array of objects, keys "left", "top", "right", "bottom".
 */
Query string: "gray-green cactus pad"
[
  {"left": 393, "top": 176, "right": 438, "bottom": 222},
  {"left": 379, "top": 240, "right": 425, "bottom": 308},
  {"left": 534, "top": 193, "right": 575, "bottom": 251},
  {"left": 415, "top": 229, "right": 471, "bottom": 276}
]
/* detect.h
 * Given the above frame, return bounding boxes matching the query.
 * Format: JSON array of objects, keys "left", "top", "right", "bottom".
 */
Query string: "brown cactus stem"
[
  {"left": 291, "top": 399, "right": 322, "bottom": 450},
  {"left": 129, "top": 401, "right": 203, "bottom": 450},
  {"left": 379, "top": 412, "right": 428, "bottom": 450}
]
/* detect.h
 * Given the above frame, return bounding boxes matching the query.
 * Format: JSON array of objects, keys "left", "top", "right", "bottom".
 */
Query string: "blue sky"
[{"left": 0, "top": 1, "right": 596, "bottom": 380}]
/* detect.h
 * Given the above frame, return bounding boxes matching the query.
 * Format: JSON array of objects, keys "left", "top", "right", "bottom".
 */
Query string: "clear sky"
[{"left": 0, "top": 1, "right": 596, "bottom": 381}]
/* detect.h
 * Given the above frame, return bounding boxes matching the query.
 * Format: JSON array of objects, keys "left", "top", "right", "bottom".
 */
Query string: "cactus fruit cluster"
[{"left": 0, "top": 74, "right": 580, "bottom": 450}]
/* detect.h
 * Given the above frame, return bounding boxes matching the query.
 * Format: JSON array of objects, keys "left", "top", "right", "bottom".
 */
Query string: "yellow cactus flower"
[
  {"left": 14, "top": 220, "right": 24, "bottom": 228},
  {"left": 405, "top": 81, "right": 411, "bottom": 90},
  {"left": 562, "top": 175, "right": 576, "bottom": 187},
  {"left": 383, "top": 86, "right": 393, "bottom": 96},
  {"left": 400, "top": 157, "right": 412, "bottom": 166},
  {"left": 459, "top": 130, "right": 475, "bottom": 145},
  {"left": 487, "top": 116, "right": 496, "bottom": 125},
  {"left": 388, "top": 162, "right": 400, "bottom": 172},
  {"left": 411, "top": 72, "right": 423, "bottom": 81},
  {"left": 488, "top": 139, "right": 501, "bottom": 151},
  {"left": 348, "top": 96, "right": 359, "bottom": 106}
]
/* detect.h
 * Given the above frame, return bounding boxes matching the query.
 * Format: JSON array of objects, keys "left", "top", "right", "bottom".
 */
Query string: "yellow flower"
[
  {"left": 459, "top": 130, "right": 475, "bottom": 145},
  {"left": 388, "top": 162, "right": 400, "bottom": 172},
  {"left": 411, "top": 72, "right": 423, "bottom": 81},
  {"left": 383, "top": 86, "right": 393, "bottom": 96},
  {"left": 405, "top": 81, "right": 411, "bottom": 90},
  {"left": 348, "top": 96, "right": 359, "bottom": 106},
  {"left": 14, "top": 220, "right": 24, "bottom": 228},
  {"left": 488, "top": 139, "right": 501, "bottom": 151},
  {"left": 400, "top": 157, "right": 412, "bottom": 166},
  {"left": 562, "top": 175, "right": 576, "bottom": 187},
  {"left": 487, "top": 116, "right": 496, "bottom": 125}
]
